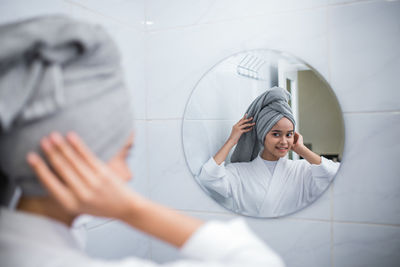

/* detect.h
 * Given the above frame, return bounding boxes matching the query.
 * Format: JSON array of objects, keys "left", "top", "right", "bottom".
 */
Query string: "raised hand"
[
  {"left": 27, "top": 132, "right": 139, "bottom": 220},
  {"left": 291, "top": 131, "right": 304, "bottom": 155},
  {"left": 213, "top": 114, "right": 255, "bottom": 165},
  {"left": 228, "top": 114, "right": 255, "bottom": 145},
  {"left": 291, "top": 131, "right": 321, "bottom": 165}
]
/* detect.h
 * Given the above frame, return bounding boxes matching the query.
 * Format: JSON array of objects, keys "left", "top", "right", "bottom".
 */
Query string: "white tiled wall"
[{"left": 2, "top": 0, "right": 399, "bottom": 266}]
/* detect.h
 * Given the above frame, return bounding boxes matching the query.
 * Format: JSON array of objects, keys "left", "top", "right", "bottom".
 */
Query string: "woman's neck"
[
  {"left": 261, "top": 149, "right": 279, "bottom": 161},
  {"left": 17, "top": 196, "right": 76, "bottom": 227}
]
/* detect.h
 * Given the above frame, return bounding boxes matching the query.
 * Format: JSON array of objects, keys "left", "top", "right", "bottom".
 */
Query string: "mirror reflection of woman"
[{"left": 198, "top": 87, "right": 339, "bottom": 217}]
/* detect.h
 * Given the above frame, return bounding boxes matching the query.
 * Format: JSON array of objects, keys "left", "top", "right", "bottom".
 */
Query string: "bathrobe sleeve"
[
  {"left": 302, "top": 157, "right": 340, "bottom": 201},
  {"left": 197, "top": 157, "right": 238, "bottom": 199}
]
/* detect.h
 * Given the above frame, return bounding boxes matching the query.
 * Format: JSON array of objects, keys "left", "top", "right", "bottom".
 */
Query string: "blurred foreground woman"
[{"left": 0, "top": 16, "right": 284, "bottom": 267}]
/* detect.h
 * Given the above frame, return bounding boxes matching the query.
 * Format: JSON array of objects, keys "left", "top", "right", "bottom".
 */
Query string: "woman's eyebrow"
[{"left": 271, "top": 130, "right": 294, "bottom": 133}]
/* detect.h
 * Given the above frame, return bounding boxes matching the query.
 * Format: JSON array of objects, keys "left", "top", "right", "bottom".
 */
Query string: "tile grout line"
[
  {"left": 143, "top": 2, "right": 153, "bottom": 259},
  {"left": 326, "top": 6, "right": 334, "bottom": 266},
  {"left": 331, "top": 220, "right": 400, "bottom": 228},
  {"left": 85, "top": 218, "right": 114, "bottom": 230},
  {"left": 145, "top": 0, "right": 386, "bottom": 33},
  {"left": 343, "top": 110, "right": 400, "bottom": 115},
  {"left": 173, "top": 208, "right": 400, "bottom": 227},
  {"left": 64, "top": 0, "right": 145, "bottom": 33}
]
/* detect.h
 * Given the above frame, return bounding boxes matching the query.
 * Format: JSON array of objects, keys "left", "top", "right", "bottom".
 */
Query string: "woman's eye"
[
  {"left": 287, "top": 133, "right": 293, "bottom": 137},
  {"left": 273, "top": 133, "right": 280, "bottom": 137}
]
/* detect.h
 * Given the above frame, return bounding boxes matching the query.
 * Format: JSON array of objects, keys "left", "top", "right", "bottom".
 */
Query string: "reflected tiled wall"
[{"left": 1, "top": 0, "right": 399, "bottom": 266}]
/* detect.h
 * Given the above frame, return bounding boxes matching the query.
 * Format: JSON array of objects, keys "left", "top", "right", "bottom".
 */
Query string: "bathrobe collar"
[{"left": 253, "top": 154, "right": 289, "bottom": 215}]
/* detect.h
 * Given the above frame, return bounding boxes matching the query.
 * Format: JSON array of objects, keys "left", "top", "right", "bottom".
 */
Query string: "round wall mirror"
[{"left": 182, "top": 49, "right": 344, "bottom": 218}]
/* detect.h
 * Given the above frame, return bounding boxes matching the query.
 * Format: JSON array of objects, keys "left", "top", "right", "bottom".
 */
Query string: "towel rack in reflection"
[{"left": 236, "top": 54, "right": 266, "bottom": 80}]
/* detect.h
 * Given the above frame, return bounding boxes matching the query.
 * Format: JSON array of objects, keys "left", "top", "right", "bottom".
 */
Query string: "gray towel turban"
[
  {"left": 0, "top": 16, "right": 133, "bottom": 199},
  {"left": 230, "top": 87, "right": 295, "bottom": 163}
]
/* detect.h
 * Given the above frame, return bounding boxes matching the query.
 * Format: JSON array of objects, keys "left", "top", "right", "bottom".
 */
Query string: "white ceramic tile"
[
  {"left": 329, "top": 1, "right": 400, "bottom": 112},
  {"left": 147, "top": 8, "right": 329, "bottom": 119},
  {"left": 333, "top": 223, "right": 400, "bottom": 267},
  {"left": 147, "top": 120, "right": 229, "bottom": 213},
  {"left": 146, "top": 0, "right": 329, "bottom": 31},
  {"left": 0, "top": 0, "right": 70, "bottom": 25},
  {"left": 333, "top": 113, "right": 400, "bottom": 225},
  {"left": 246, "top": 217, "right": 331, "bottom": 267},
  {"left": 69, "top": 5, "right": 146, "bottom": 119},
  {"left": 85, "top": 220, "right": 151, "bottom": 260},
  {"left": 68, "top": 0, "right": 145, "bottom": 31}
]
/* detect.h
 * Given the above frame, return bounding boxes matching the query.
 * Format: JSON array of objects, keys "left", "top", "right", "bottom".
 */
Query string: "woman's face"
[
  {"left": 263, "top": 117, "right": 294, "bottom": 161},
  {"left": 107, "top": 133, "right": 134, "bottom": 181}
]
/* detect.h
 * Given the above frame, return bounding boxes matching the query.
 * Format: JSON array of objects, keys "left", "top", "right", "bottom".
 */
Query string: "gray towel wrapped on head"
[
  {"left": 230, "top": 87, "right": 295, "bottom": 163},
  {"left": 0, "top": 16, "right": 133, "bottom": 200}
]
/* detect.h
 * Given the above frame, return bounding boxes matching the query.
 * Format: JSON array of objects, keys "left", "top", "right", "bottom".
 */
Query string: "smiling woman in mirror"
[{"left": 197, "top": 87, "right": 340, "bottom": 217}]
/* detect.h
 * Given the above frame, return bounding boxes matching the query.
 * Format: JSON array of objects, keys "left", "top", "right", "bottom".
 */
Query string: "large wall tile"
[
  {"left": 0, "top": 0, "right": 70, "bottom": 24},
  {"left": 69, "top": 5, "right": 146, "bottom": 119},
  {"left": 68, "top": 0, "right": 145, "bottom": 31},
  {"left": 246, "top": 217, "right": 331, "bottom": 267},
  {"left": 146, "top": 0, "right": 328, "bottom": 31},
  {"left": 85, "top": 220, "right": 150, "bottom": 260},
  {"left": 147, "top": 8, "right": 329, "bottom": 119},
  {"left": 333, "top": 223, "right": 400, "bottom": 267},
  {"left": 334, "top": 113, "right": 400, "bottom": 225},
  {"left": 147, "top": 120, "right": 228, "bottom": 213},
  {"left": 329, "top": 1, "right": 400, "bottom": 112}
]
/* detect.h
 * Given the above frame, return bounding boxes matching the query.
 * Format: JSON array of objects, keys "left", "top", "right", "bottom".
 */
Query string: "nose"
[{"left": 279, "top": 136, "right": 288, "bottom": 144}]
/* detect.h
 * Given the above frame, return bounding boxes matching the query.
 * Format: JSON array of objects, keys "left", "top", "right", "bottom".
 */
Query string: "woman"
[
  {"left": 0, "top": 16, "right": 284, "bottom": 267},
  {"left": 198, "top": 87, "right": 339, "bottom": 217}
]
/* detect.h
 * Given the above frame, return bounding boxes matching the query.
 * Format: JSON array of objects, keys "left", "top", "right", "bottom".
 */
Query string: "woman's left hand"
[{"left": 291, "top": 132, "right": 305, "bottom": 155}]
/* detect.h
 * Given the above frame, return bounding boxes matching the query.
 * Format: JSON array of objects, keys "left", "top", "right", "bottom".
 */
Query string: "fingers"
[
  {"left": 66, "top": 132, "right": 106, "bottom": 173},
  {"left": 26, "top": 152, "right": 78, "bottom": 212},
  {"left": 242, "top": 127, "right": 254, "bottom": 133},
  {"left": 240, "top": 121, "right": 255, "bottom": 128},
  {"left": 40, "top": 137, "right": 91, "bottom": 198},
  {"left": 49, "top": 132, "right": 99, "bottom": 187}
]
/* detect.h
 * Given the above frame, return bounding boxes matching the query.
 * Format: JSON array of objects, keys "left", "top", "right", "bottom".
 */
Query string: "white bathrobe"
[
  {"left": 0, "top": 208, "right": 284, "bottom": 267},
  {"left": 197, "top": 155, "right": 339, "bottom": 217}
]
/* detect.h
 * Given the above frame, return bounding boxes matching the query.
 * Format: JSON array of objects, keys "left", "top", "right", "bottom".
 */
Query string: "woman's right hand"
[
  {"left": 228, "top": 114, "right": 255, "bottom": 145},
  {"left": 27, "top": 132, "right": 204, "bottom": 248},
  {"left": 26, "top": 132, "right": 141, "bottom": 221}
]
